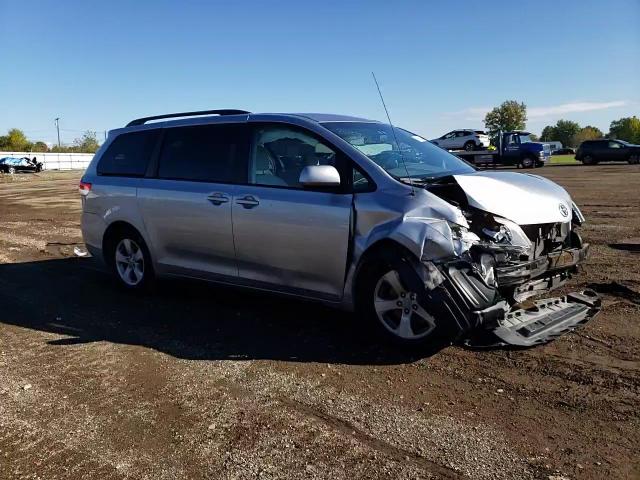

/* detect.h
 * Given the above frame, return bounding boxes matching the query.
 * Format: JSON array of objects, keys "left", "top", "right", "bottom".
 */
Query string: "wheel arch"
[
  {"left": 102, "top": 221, "right": 148, "bottom": 266},
  {"left": 352, "top": 238, "right": 420, "bottom": 303}
]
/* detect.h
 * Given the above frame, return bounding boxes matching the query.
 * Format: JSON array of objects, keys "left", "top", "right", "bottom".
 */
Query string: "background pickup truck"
[{"left": 448, "top": 131, "right": 551, "bottom": 168}]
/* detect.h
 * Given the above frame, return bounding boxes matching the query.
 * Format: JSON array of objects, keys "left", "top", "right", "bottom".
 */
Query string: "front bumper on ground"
[
  {"left": 430, "top": 243, "right": 599, "bottom": 347},
  {"left": 491, "top": 290, "right": 601, "bottom": 346}
]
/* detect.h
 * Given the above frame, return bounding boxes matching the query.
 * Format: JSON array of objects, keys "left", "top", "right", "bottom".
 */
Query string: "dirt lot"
[{"left": 1, "top": 166, "right": 638, "bottom": 480}]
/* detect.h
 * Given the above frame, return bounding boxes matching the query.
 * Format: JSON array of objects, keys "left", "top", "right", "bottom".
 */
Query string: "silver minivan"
[{"left": 80, "top": 109, "right": 599, "bottom": 347}]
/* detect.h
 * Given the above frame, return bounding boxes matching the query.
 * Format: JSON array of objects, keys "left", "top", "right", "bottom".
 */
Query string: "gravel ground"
[{"left": 0, "top": 166, "right": 638, "bottom": 479}]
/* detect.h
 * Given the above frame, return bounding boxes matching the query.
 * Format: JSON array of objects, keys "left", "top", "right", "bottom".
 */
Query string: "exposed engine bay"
[{"left": 379, "top": 171, "right": 601, "bottom": 347}]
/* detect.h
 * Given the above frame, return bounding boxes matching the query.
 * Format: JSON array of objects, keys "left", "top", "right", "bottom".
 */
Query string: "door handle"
[
  {"left": 236, "top": 195, "right": 260, "bottom": 209},
  {"left": 207, "top": 192, "right": 230, "bottom": 205}
]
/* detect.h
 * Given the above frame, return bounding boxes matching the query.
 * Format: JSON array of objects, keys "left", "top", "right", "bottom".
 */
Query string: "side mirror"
[{"left": 299, "top": 165, "right": 341, "bottom": 188}]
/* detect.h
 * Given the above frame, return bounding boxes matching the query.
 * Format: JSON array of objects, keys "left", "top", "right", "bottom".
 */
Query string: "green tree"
[
  {"left": 31, "top": 141, "right": 49, "bottom": 152},
  {"left": 73, "top": 131, "right": 100, "bottom": 153},
  {"left": 0, "top": 128, "right": 30, "bottom": 151},
  {"left": 540, "top": 125, "right": 556, "bottom": 142},
  {"left": 484, "top": 100, "right": 527, "bottom": 136},
  {"left": 572, "top": 125, "right": 603, "bottom": 146},
  {"left": 547, "top": 120, "right": 581, "bottom": 147},
  {"left": 609, "top": 116, "right": 640, "bottom": 144}
]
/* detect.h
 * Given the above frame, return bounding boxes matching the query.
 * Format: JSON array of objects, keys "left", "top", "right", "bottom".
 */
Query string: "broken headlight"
[
  {"left": 571, "top": 202, "right": 585, "bottom": 226},
  {"left": 450, "top": 223, "right": 480, "bottom": 256},
  {"left": 483, "top": 217, "right": 531, "bottom": 251}
]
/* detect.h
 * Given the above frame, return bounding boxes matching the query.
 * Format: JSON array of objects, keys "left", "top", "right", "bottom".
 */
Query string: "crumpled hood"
[{"left": 452, "top": 171, "right": 572, "bottom": 225}]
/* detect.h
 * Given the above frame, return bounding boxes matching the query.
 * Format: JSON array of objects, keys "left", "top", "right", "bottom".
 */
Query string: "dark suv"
[{"left": 575, "top": 139, "right": 640, "bottom": 165}]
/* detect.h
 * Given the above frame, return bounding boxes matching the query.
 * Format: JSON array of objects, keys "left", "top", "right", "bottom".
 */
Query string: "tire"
[
  {"left": 582, "top": 154, "right": 596, "bottom": 165},
  {"left": 629, "top": 154, "right": 640, "bottom": 165},
  {"left": 8, "top": 167, "right": 16, "bottom": 174},
  {"left": 463, "top": 141, "right": 475, "bottom": 151},
  {"left": 520, "top": 156, "right": 535, "bottom": 169},
  {"left": 105, "top": 227, "right": 154, "bottom": 291},
  {"left": 356, "top": 255, "right": 451, "bottom": 348}
]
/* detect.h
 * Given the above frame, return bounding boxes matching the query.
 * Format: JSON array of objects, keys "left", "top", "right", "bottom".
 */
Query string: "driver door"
[
  {"left": 502, "top": 133, "right": 521, "bottom": 163},
  {"left": 231, "top": 124, "right": 352, "bottom": 300}
]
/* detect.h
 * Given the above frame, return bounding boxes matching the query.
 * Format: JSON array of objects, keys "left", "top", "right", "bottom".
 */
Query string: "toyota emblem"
[{"left": 559, "top": 204, "right": 569, "bottom": 217}]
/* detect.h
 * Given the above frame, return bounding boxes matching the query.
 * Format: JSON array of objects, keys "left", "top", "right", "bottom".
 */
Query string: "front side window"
[
  {"left": 323, "top": 122, "right": 475, "bottom": 182},
  {"left": 609, "top": 141, "right": 623, "bottom": 149},
  {"left": 250, "top": 126, "right": 341, "bottom": 189},
  {"left": 158, "top": 124, "right": 247, "bottom": 183},
  {"left": 98, "top": 129, "right": 160, "bottom": 176}
]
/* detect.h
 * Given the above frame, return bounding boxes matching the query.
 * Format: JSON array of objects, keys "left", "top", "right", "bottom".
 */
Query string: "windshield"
[{"left": 322, "top": 122, "right": 475, "bottom": 181}]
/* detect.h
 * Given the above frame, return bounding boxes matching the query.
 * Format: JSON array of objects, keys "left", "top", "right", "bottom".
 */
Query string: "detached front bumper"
[
  {"left": 491, "top": 290, "right": 601, "bottom": 346},
  {"left": 426, "top": 243, "right": 599, "bottom": 347}
]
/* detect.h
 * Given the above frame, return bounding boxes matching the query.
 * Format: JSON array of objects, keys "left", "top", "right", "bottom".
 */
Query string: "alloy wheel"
[
  {"left": 373, "top": 270, "right": 435, "bottom": 340},
  {"left": 115, "top": 238, "right": 145, "bottom": 286}
]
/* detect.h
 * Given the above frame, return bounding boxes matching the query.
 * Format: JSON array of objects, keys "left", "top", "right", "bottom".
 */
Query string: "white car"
[{"left": 431, "top": 129, "right": 490, "bottom": 151}]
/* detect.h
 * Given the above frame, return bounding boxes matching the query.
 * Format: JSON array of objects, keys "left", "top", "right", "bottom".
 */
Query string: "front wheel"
[
  {"left": 357, "top": 260, "right": 450, "bottom": 347},
  {"left": 629, "top": 154, "right": 640, "bottom": 165},
  {"left": 463, "top": 141, "right": 475, "bottom": 151},
  {"left": 520, "top": 156, "right": 535, "bottom": 169}
]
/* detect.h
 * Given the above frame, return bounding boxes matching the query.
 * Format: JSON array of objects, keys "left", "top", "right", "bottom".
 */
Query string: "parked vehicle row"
[
  {"left": 429, "top": 127, "right": 639, "bottom": 167},
  {"left": 80, "top": 109, "right": 598, "bottom": 348}
]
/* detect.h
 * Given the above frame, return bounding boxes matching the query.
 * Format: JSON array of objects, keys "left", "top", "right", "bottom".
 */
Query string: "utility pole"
[{"left": 54, "top": 117, "right": 61, "bottom": 147}]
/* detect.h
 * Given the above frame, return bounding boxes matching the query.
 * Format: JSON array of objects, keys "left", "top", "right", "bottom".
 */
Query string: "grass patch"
[{"left": 549, "top": 154, "right": 579, "bottom": 165}]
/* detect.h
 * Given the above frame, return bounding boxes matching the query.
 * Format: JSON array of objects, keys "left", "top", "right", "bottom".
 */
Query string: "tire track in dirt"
[{"left": 280, "top": 397, "right": 464, "bottom": 479}]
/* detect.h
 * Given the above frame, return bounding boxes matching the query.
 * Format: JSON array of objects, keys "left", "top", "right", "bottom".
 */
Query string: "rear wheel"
[
  {"left": 7, "top": 166, "right": 15, "bottom": 174},
  {"left": 463, "top": 141, "right": 475, "bottom": 151},
  {"left": 105, "top": 227, "right": 154, "bottom": 290},
  {"left": 629, "top": 154, "right": 640, "bottom": 165},
  {"left": 582, "top": 154, "right": 596, "bottom": 165}
]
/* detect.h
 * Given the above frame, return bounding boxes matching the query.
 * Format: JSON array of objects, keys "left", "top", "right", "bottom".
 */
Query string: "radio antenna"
[{"left": 371, "top": 72, "right": 414, "bottom": 195}]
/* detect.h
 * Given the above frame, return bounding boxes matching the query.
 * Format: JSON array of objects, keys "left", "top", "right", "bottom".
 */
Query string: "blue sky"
[{"left": 1, "top": 0, "right": 638, "bottom": 145}]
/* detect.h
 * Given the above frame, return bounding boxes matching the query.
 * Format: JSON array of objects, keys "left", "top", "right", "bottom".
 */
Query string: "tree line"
[
  {"left": 483, "top": 100, "right": 640, "bottom": 147},
  {"left": 0, "top": 128, "right": 101, "bottom": 153}
]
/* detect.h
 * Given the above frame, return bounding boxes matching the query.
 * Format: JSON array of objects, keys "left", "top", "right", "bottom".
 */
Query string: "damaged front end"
[{"left": 406, "top": 180, "right": 600, "bottom": 347}]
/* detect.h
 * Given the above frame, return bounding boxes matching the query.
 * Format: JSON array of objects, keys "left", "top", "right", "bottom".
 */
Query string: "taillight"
[{"left": 78, "top": 181, "right": 92, "bottom": 196}]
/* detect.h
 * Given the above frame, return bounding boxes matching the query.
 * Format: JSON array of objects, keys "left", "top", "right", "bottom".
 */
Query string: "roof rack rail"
[{"left": 126, "top": 109, "right": 250, "bottom": 127}]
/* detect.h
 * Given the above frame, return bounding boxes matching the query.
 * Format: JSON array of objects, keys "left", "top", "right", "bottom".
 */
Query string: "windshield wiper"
[{"left": 399, "top": 176, "right": 438, "bottom": 184}]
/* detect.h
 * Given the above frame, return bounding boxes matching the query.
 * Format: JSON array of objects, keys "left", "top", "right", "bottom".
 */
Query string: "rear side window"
[
  {"left": 97, "top": 129, "right": 159, "bottom": 176},
  {"left": 157, "top": 124, "right": 248, "bottom": 183}
]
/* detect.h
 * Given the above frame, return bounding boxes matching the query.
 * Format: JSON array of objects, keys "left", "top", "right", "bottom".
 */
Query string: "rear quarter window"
[{"left": 97, "top": 129, "right": 160, "bottom": 176}]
